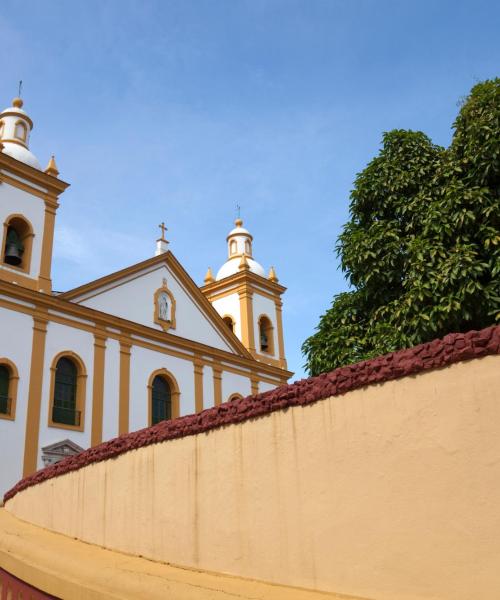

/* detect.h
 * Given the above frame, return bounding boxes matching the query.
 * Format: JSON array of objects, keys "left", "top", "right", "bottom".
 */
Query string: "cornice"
[
  {"left": 0, "top": 280, "right": 292, "bottom": 381},
  {"left": 59, "top": 251, "right": 255, "bottom": 360},
  {"left": 201, "top": 270, "right": 287, "bottom": 297},
  {"left": 0, "top": 151, "right": 69, "bottom": 196}
]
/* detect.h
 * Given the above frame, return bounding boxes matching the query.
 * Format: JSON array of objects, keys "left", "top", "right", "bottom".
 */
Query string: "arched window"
[
  {"left": 151, "top": 375, "right": 172, "bottom": 425},
  {"left": 227, "top": 393, "right": 243, "bottom": 403},
  {"left": 259, "top": 316, "right": 274, "bottom": 354},
  {"left": 230, "top": 240, "right": 237, "bottom": 255},
  {"left": 244, "top": 240, "right": 251, "bottom": 254},
  {"left": 223, "top": 316, "right": 234, "bottom": 332},
  {"left": 0, "top": 359, "right": 18, "bottom": 420},
  {"left": 0, "top": 365, "right": 11, "bottom": 415},
  {"left": 52, "top": 357, "right": 80, "bottom": 426},
  {"left": 2, "top": 215, "right": 34, "bottom": 272},
  {"left": 14, "top": 120, "right": 27, "bottom": 142}
]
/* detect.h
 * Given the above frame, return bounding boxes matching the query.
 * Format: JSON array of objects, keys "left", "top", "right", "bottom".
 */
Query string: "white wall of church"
[
  {"left": 0, "top": 182, "right": 46, "bottom": 280},
  {"left": 128, "top": 345, "right": 196, "bottom": 432},
  {"left": 79, "top": 265, "right": 233, "bottom": 353},
  {"left": 37, "top": 322, "right": 94, "bottom": 469},
  {"left": 212, "top": 294, "right": 242, "bottom": 339},
  {"left": 253, "top": 294, "right": 278, "bottom": 358},
  {"left": 0, "top": 307, "right": 34, "bottom": 493},
  {"left": 221, "top": 371, "right": 251, "bottom": 403},
  {"left": 102, "top": 338, "right": 120, "bottom": 442},
  {"left": 258, "top": 381, "right": 281, "bottom": 394}
]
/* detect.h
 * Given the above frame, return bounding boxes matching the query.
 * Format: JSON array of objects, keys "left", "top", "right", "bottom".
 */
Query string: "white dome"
[
  {"left": 227, "top": 223, "right": 252, "bottom": 238},
  {"left": 1, "top": 142, "right": 41, "bottom": 170},
  {"left": 0, "top": 98, "right": 41, "bottom": 170},
  {"left": 216, "top": 256, "right": 265, "bottom": 281}
]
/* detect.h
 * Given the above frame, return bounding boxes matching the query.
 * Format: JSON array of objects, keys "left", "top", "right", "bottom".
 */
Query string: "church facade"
[{"left": 0, "top": 96, "right": 292, "bottom": 494}]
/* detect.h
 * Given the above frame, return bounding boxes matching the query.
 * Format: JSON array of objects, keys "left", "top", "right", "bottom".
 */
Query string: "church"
[{"left": 0, "top": 96, "right": 292, "bottom": 495}]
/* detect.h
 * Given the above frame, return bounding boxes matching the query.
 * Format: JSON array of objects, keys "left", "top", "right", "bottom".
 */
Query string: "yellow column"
[
  {"left": 251, "top": 374, "right": 259, "bottom": 396},
  {"left": 238, "top": 288, "right": 256, "bottom": 354},
  {"left": 119, "top": 337, "right": 131, "bottom": 435},
  {"left": 274, "top": 298, "right": 288, "bottom": 370},
  {"left": 213, "top": 362, "right": 222, "bottom": 406},
  {"left": 38, "top": 198, "right": 58, "bottom": 293},
  {"left": 23, "top": 311, "right": 48, "bottom": 477},
  {"left": 194, "top": 357, "right": 204, "bottom": 413},
  {"left": 91, "top": 330, "right": 107, "bottom": 446}
]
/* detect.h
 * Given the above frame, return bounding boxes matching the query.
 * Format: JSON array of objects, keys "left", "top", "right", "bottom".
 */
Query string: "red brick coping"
[{"left": 5, "top": 326, "right": 500, "bottom": 503}]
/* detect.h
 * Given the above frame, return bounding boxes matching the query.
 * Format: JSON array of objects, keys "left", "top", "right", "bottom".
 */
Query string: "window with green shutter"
[
  {"left": 0, "top": 365, "right": 10, "bottom": 415},
  {"left": 152, "top": 376, "right": 171, "bottom": 425},
  {"left": 52, "top": 357, "right": 80, "bottom": 426}
]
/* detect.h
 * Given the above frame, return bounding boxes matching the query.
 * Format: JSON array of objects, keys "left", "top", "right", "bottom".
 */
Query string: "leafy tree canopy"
[{"left": 302, "top": 78, "right": 500, "bottom": 376}]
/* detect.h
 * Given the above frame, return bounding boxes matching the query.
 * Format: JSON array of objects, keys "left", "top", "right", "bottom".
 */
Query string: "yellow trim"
[
  {"left": 0, "top": 110, "right": 33, "bottom": 129},
  {"left": 239, "top": 289, "right": 255, "bottom": 353},
  {"left": 0, "top": 358, "right": 19, "bottom": 421},
  {"left": 213, "top": 363, "right": 222, "bottom": 406},
  {"left": 119, "top": 338, "right": 131, "bottom": 435},
  {"left": 201, "top": 270, "right": 286, "bottom": 298},
  {"left": 38, "top": 203, "right": 58, "bottom": 293},
  {"left": 22, "top": 312, "right": 48, "bottom": 476},
  {"left": 60, "top": 251, "right": 253, "bottom": 360},
  {"left": 1, "top": 214, "right": 35, "bottom": 276},
  {"left": 274, "top": 299, "right": 287, "bottom": 370},
  {"left": 194, "top": 357, "right": 204, "bottom": 413},
  {"left": 251, "top": 376, "right": 259, "bottom": 396},
  {"left": 91, "top": 332, "right": 107, "bottom": 446},
  {"left": 153, "top": 279, "right": 176, "bottom": 332},
  {"left": 47, "top": 351, "right": 87, "bottom": 432},
  {"left": 0, "top": 151, "right": 69, "bottom": 196},
  {"left": 0, "top": 281, "right": 293, "bottom": 382},
  {"left": 147, "top": 368, "right": 181, "bottom": 426}
]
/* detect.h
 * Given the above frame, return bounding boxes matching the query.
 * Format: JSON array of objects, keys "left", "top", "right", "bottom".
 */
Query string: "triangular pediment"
[{"left": 60, "top": 253, "right": 251, "bottom": 357}]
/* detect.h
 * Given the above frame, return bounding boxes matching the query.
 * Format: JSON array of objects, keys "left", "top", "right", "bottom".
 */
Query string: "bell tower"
[
  {"left": 0, "top": 97, "right": 69, "bottom": 293},
  {"left": 201, "top": 218, "right": 288, "bottom": 371}
]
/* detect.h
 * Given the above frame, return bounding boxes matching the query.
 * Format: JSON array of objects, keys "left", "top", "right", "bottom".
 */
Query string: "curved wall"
[{"left": 4, "top": 328, "right": 500, "bottom": 600}]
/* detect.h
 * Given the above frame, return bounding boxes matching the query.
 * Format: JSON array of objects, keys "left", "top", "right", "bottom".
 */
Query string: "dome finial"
[
  {"left": 44, "top": 155, "right": 59, "bottom": 177},
  {"left": 268, "top": 266, "right": 278, "bottom": 282},
  {"left": 204, "top": 267, "right": 215, "bottom": 284},
  {"left": 238, "top": 253, "right": 250, "bottom": 271},
  {"left": 12, "top": 97, "right": 23, "bottom": 109}
]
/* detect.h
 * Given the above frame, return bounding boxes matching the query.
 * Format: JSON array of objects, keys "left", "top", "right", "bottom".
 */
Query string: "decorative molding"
[
  {"left": 0, "top": 357, "right": 19, "bottom": 421},
  {"left": 0, "top": 280, "right": 293, "bottom": 382},
  {"left": 47, "top": 350, "right": 87, "bottom": 433},
  {"left": 22, "top": 311, "right": 48, "bottom": 477},
  {"left": 147, "top": 368, "right": 180, "bottom": 426},
  {"left": 91, "top": 331, "right": 107, "bottom": 446},
  {"left": 153, "top": 277, "right": 176, "bottom": 332}
]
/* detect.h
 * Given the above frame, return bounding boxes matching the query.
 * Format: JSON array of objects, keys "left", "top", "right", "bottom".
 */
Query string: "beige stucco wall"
[{"left": 6, "top": 355, "right": 500, "bottom": 600}]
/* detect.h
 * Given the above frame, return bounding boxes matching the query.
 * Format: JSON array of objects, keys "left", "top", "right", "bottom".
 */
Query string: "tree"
[{"left": 302, "top": 78, "right": 500, "bottom": 376}]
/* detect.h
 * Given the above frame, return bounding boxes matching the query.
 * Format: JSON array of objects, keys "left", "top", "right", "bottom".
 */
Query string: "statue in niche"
[
  {"left": 154, "top": 277, "right": 176, "bottom": 331},
  {"left": 158, "top": 292, "right": 170, "bottom": 322}
]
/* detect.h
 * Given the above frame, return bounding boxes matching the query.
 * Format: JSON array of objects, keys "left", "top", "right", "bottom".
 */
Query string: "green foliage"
[{"left": 303, "top": 79, "right": 500, "bottom": 376}]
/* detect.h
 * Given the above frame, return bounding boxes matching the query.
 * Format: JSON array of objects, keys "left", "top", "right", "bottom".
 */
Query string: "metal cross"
[
  {"left": 236, "top": 204, "right": 241, "bottom": 219},
  {"left": 18, "top": 80, "right": 23, "bottom": 98},
  {"left": 158, "top": 222, "right": 168, "bottom": 241}
]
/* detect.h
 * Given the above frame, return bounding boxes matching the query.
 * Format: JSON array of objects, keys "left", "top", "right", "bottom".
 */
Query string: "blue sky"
[{"left": 1, "top": 1, "right": 498, "bottom": 379}]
